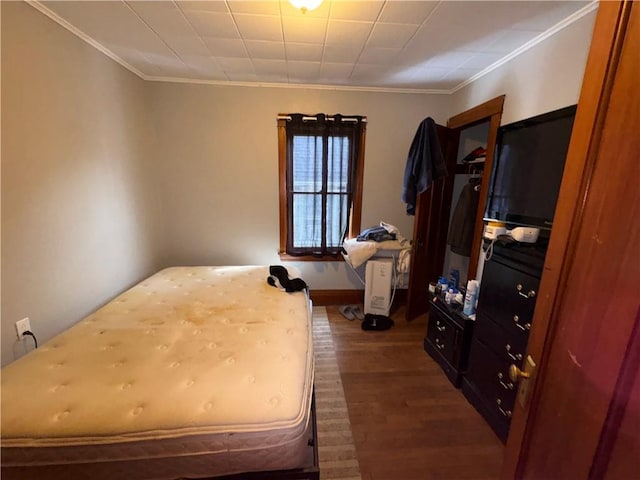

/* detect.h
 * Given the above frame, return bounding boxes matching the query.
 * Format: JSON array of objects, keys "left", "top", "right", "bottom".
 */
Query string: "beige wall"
[
  {"left": 148, "top": 82, "right": 450, "bottom": 289},
  {"left": 451, "top": 9, "right": 597, "bottom": 125},
  {"left": 449, "top": 9, "right": 597, "bottom": 284},
  {"left": 0, "top": 1, "right": 598, "bottom": 365},
  {"left": 1, "top": 2, "right": 162, "bottom": 365}
]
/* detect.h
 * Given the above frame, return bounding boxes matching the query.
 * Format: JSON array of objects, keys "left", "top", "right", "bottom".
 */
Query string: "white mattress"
[{"left": 1, "top": 266, "right": 314, "bottom": 479}]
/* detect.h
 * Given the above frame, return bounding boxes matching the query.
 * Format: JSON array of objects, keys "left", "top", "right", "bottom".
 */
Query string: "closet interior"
[{"left": 405, "top": 96, "right": 504, "bottom": 321}]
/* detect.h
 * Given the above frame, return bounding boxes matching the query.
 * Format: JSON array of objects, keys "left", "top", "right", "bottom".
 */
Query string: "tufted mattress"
[{"left": 1, "top": 266, "right": 314, "bottom": 480}]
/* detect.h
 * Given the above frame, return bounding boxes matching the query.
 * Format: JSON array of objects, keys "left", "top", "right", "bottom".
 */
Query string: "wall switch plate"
[{"left": 15, "top": 317, "right": 31, "bottom": 339}]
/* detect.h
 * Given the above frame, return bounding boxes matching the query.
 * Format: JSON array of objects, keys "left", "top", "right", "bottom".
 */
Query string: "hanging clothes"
[
  {"left": 447, "top": 178, "right": 481, "bottom": 256},
  {"left": 401, "top": 117, "right": 447, "bottom": 215}
]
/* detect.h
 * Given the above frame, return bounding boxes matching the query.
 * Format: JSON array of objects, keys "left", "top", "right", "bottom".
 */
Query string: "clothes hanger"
[{"left": 468, "top": 166, "right": 482, "bottom": 191}]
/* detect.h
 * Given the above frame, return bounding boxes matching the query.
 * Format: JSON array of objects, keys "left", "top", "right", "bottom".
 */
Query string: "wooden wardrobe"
[{"left": 405, "top": 96, "right": 505, "bottom": 321}]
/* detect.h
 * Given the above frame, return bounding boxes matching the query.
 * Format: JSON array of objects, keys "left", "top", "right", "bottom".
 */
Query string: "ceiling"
[{"left": 33, "top": 0, "right": 596, "bottom": 93}]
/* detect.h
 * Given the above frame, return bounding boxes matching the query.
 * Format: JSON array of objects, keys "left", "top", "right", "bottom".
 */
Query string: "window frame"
[{"left": 277, "top": 114, "right": 366, "bottom": 261}]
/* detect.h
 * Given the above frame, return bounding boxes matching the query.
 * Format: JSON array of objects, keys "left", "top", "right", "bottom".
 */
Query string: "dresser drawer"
[
  {"left": 462, "top": 378, "right": 511, "bottom": 443},
  {"left": 425, "top": 296, "right": 475, "bottom": 388},
  {"left": 464, "top": 245, "right": 546, "bottom": 443},
  {"left": 465, "top": 338, "right": 517, "bottom": 415},
  {"left": 474, "top": 313, "right": 527, "bottom": 367},
  {"left": 426, "top": 305, "right": 458, "bottom": 364},
  {"left": 477, "top": 258, "right": 540, "bottom": 335}
]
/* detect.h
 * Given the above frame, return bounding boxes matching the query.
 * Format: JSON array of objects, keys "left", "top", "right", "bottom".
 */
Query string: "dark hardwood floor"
[{"left": 325, "top": 305, "right": 504, "bottom": 480}]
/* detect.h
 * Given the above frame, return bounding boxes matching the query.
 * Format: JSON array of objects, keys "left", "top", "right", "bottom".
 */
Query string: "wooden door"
[
  {"left": 405, "top": 125, "right": 458, "bottom": 320},
  {"left": 502, "top": 1, "right": 639, "bottom": 477}
]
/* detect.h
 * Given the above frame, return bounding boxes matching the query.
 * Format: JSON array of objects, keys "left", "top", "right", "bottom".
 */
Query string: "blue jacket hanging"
[{"left": 401, "top": 117, "right": 447, "bottom": 215}]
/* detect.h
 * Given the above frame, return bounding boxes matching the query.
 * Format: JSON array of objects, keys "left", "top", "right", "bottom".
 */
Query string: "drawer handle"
[
  {"left": 505, "top": 344, "right": 523, "bottom": 361},
  {"left": 435, "top": 338, "right": 445, "bottom": 350},
  {"left": 497, "top": 372, "right": 515, "bottom": 390},
  {"left": 513, "top": 315, "right": 532, "bottom": 331},
  {"left": 516, "top": 284, "right": 536, "bottom": 298},
  {"left": 496, "top": 398, "right": 512, "bottom": 418}
]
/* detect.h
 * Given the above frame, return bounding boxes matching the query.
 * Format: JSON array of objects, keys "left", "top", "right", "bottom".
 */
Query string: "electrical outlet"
[{"left": 15, "top": 317, "right": 31, "bottom": 339}]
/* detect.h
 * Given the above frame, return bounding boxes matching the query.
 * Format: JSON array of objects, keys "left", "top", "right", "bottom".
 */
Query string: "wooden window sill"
[{"left": 278, "top": 252, "right": 345, "bottom": 262}]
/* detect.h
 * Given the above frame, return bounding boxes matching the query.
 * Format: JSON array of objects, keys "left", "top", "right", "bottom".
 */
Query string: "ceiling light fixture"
[{"left": 289, "top": 0, "right": 323, "bottom": 14}]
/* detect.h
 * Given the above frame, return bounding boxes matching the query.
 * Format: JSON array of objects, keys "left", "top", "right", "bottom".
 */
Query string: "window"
[{"left": 278, "top": 113, "right": 366, "bottom": 259}]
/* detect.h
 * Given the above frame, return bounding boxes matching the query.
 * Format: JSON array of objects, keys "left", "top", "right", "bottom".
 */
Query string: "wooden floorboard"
[{"left": 326, "top": 305, "right": 504, "bottom": 480}]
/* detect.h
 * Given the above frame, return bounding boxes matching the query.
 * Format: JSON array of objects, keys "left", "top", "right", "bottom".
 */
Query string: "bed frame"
[
  {"left": 203, "top": 393, "right": 320, "bottom": 480},
  {"left": 1, "top": 393, "right": 320, "bottom": 480}
]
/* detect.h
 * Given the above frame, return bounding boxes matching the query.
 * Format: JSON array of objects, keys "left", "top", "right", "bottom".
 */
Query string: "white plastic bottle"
[{"left": 463, "top": 280, "right": 479, "bottom": 316}]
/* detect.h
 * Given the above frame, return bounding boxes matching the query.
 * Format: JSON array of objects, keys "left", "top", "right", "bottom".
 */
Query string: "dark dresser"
[
  {"left": 461, "top": 240, "right": 546, "bottom": 442},
  {"left": 424, "top": 294, "right": 475, "bottom": 388}
]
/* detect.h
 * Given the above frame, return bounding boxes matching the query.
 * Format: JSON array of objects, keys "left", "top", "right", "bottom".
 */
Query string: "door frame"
[
  {"left": 447, "top": 96, "right": 505, "bottom": 281},
  {"left": 501, "top": 1, "right": 633, "bottom": 477}
]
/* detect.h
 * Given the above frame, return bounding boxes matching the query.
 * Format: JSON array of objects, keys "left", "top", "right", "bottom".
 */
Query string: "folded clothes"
[
  {"left": 342, "top": 238, "right": 410, "bottom": 269},
  {"left": 357, "top": 225, "right": 396, "bottom": 242},
  {"left": 461, "top": 146, "right": 487, "bottom": 163}
]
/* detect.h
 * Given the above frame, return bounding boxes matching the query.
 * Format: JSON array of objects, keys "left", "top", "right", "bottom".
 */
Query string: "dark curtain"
[{"left": 286, "top": 114, "right": 364, "bottom": 256}]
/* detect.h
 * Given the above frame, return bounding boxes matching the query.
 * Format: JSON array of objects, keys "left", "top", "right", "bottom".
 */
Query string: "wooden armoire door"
[{"left": 502, "top": 1, "right": 639, "bottom": 477}]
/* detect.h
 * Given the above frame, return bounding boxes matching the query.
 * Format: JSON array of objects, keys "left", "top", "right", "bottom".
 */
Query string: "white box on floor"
[{"left": 364, "top": 258, "right": 393, "bottom": 316}]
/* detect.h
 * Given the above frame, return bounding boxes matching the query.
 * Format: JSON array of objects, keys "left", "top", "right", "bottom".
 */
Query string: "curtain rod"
[{"left": 277, "top": 115, "right": 366, "bottom": 123}]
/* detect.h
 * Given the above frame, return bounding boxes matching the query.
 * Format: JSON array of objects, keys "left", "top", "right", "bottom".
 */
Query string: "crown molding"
[
  {"left": 27, "top": 0, "right": 598, "bottom": 97},
  {"left": 450, "top": 0, "right": 599, "bottom": 94},
  {"left": 26, "top": 0, "right": 147, "bottom": 80},
  {"left": 144, "top": 75, "right": 450, "bottom": 95}
]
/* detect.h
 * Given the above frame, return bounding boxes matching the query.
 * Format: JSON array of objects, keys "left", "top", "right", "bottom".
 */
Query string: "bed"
[{"left": 1, "top": 266, "right": 317, "bottom": 480}]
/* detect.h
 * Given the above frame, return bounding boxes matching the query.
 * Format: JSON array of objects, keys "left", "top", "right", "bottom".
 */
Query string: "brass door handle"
[
  {"left": 511, "top": 355, "right": 537, "bottom": 408},
  {"left": 509, "top": 364, "right": 531, "bottom": 383}
]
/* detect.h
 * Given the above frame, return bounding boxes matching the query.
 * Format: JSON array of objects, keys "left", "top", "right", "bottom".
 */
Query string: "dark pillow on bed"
[{"left": 267, "top": 265, "right": 308, "bottom": 293}]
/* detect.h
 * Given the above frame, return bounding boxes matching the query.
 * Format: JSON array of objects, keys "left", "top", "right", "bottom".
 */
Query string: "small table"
[{"left": 424, "top": 294, "right": 475, "bottom": 388}]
